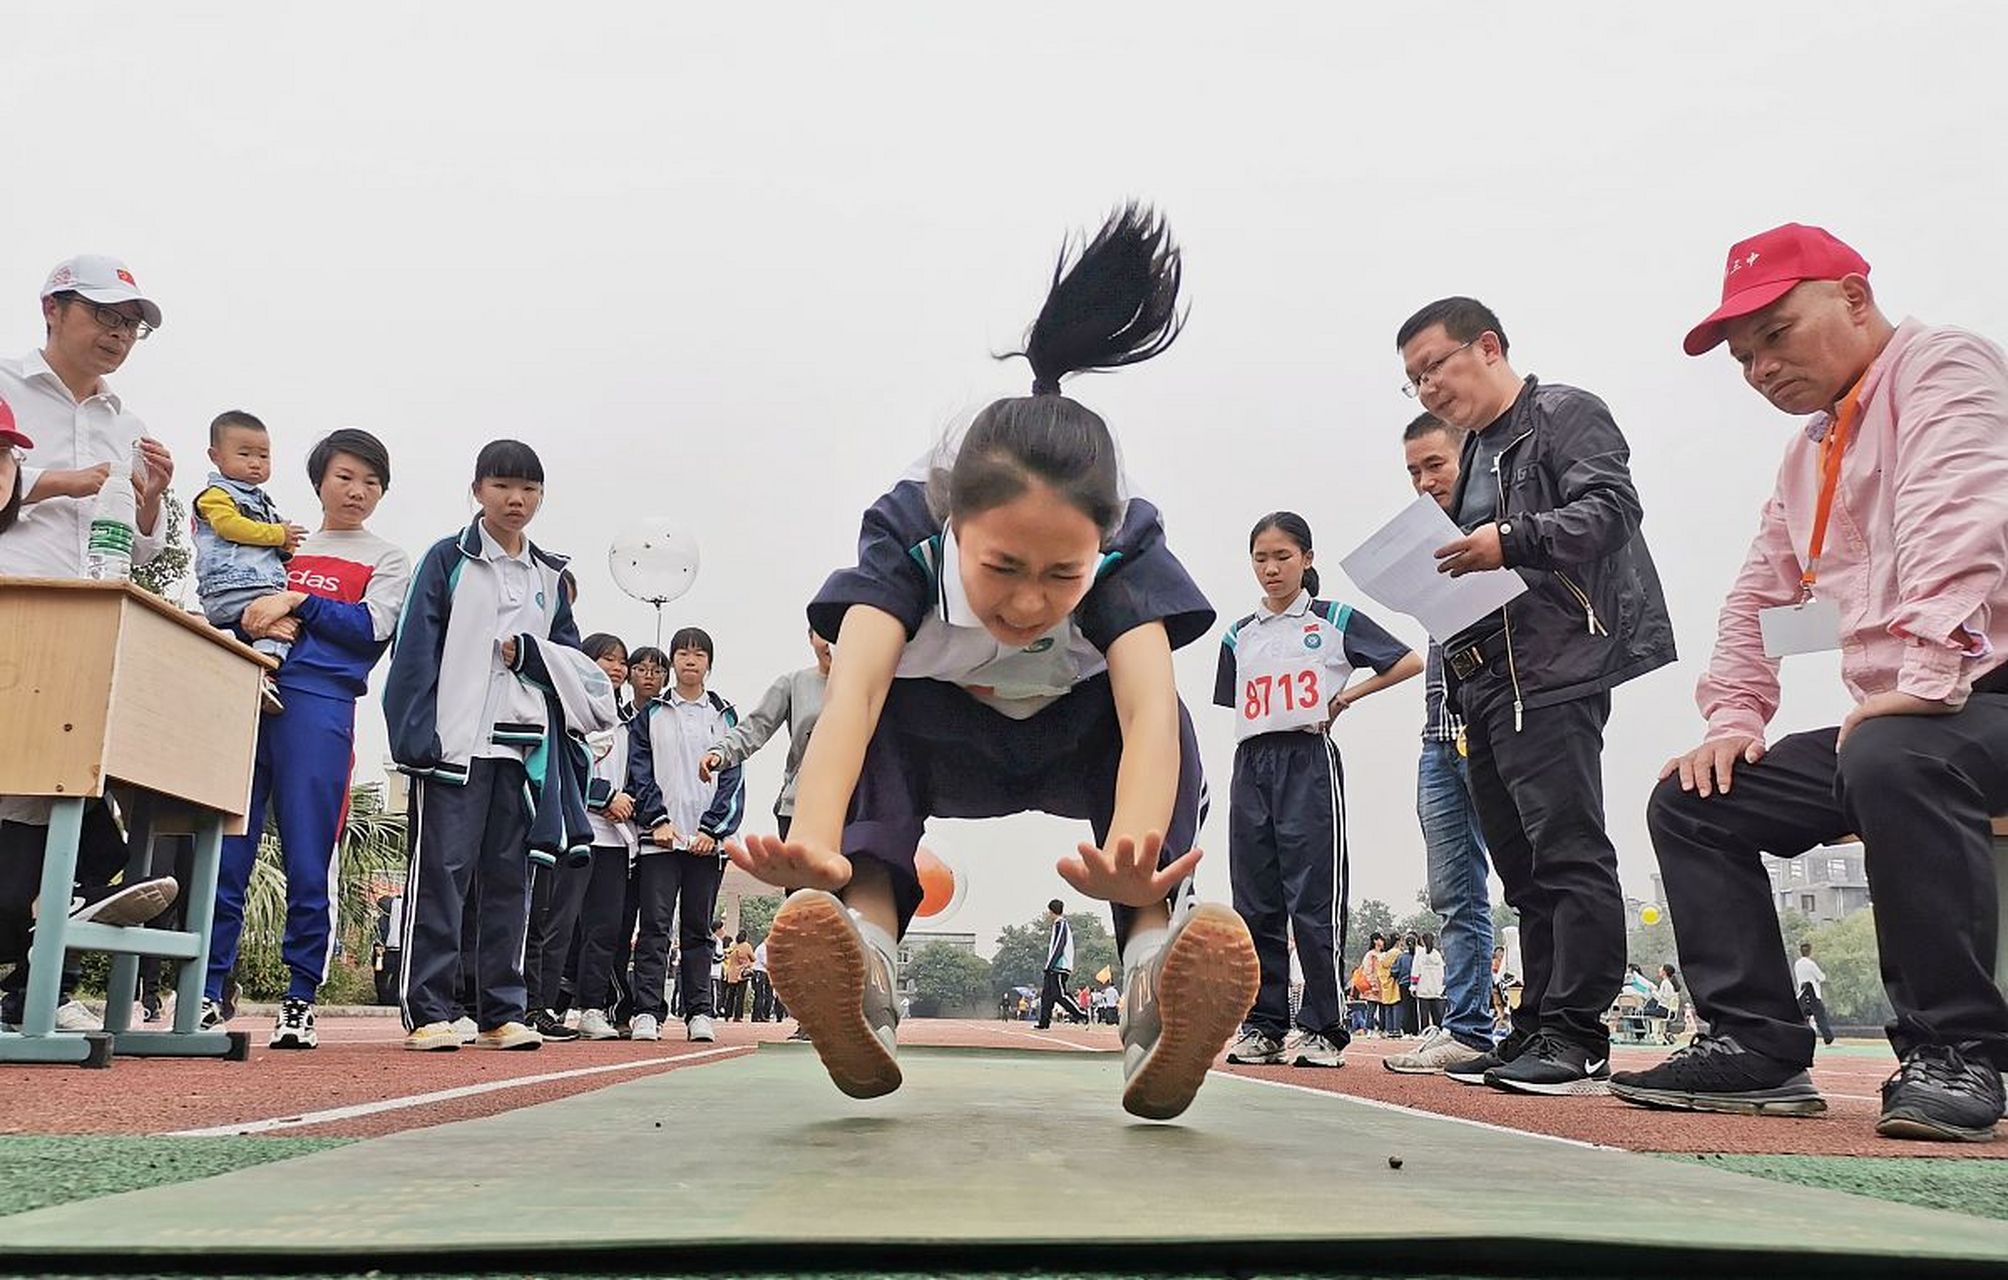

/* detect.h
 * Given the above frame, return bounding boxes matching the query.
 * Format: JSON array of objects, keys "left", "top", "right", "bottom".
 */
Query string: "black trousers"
[
  {"left": 400, "top": 759, "right": 533, "bottom": 1031},
  {"left": 1649, "top": 699, "right": 2008, "bottom": 1069},
  {"left": 1228, "top": 732, "right": 1348, "bottom": 1041},
  {"left": 0, "top": 802, "right": 133, "bottom": 1012},
  {"left": 1800, "top": 986, "right": 1836, "bottom": 1044},
  {"left": 1459, "top": 677, "right": 1623, "bottom": 1052},
  {"left": 524, "top": 856, "right": 594, "bottom": 1016},
  {"left": 632, "top": 853, "right": 723, "bottom": 1021},
  {"left": 1036, "top": 968, "right": 1082, "bottom": 1028},
  {"left": 751, "top": 970, "right": 775, "bottom": 1020},
  {"left": 572, "top": 846, "right": 633, "bottom": 1012}
]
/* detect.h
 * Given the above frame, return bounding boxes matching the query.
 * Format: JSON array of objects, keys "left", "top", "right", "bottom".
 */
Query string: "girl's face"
[
  {"left": 1250, "top": 526, "right": 1310, "bottom": 607},
  {"left": 473, "top": 475, "right": 543, "bottom": 536},
  {"left": 318, "top": 451, "right": 385, "bottom": 532},
  {"left": 630, "top": 659, "right": 666, "bottom": 704},
  {"left": 672, "top": 646, "right": 710, "bottom": 688},
  {"left": 953, "top": 482, "right": 1102, "bottom": 648},
  {"left": 595, "top": 647, "right": 629, "bottom": 688}
]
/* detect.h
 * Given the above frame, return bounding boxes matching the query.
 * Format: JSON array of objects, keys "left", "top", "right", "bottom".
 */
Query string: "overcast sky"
[{"left": 10, "top": 4, "right": 2007, "bottom": 958}]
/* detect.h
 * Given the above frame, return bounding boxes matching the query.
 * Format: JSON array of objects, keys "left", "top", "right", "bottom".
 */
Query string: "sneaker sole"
[
  {"left": 1444, "top": 1068, "right": 1496, "bottom": 1085},
  {"left": 767, "top": 891, "right": 901, "bottom": 1100},
  {"left": 1291, "top": 1057, "right": 1345, "bottom": 1068},
  {"left": 475, "top": 1038, "right": 543, "bottom": 1050},
  {"left": 1122, "top": 904, "right": 1259, "bottom": 1121},
  {"left": 1485, "top": 1074, "right": 1611, "bottom": 1097},
  {"left": 1224, "top": 1054, "right": 1285, "bottom": 1066},
  {"left": 71, "top": 881, "right": 178, "bottom": 928},
  {"left": 267, "top": 1035, "right": 317, "bottom": 1051},
  {"left": 1609, "top": 1081, "right": 1826, "bottom": 1117},
  {"left": 1876, "top": 1109, "right": 1997, "bottom": 1143},
  {"left": 404, "top": 1040, "right": 460, "bottom": 1052}
]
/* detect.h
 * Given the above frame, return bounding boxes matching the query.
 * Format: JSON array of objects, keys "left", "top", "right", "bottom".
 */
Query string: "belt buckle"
[{"left": 1448, "top": 645, "right": 1485, "bottom": 680}]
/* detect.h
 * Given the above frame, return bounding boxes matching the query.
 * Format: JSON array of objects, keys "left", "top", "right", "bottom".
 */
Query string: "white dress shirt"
[{"left": 0, "top": 348, "right": 163, "bottom": 579}]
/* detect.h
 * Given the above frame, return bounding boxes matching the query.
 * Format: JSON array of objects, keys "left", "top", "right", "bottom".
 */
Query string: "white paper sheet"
[{"left": 1336, "top": 495, "right": 1527, "bottom": 640}]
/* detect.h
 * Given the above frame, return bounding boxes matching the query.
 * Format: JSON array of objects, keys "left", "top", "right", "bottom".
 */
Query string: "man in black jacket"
[{"left": 1396, "top": 296, "right": 1675, "bottom": 1096}]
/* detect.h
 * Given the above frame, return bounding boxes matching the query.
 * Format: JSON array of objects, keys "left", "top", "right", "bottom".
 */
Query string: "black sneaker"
[
  {"left": 531, "top": 1011, "right": 579, "bottom": 1042},
  {"left": 1609, "top": 1033, "right": 1824, "bottom": 1116},
  {"left": 1445, "top": 1034, "right": 1524, "bottom": 1086},
  {"left": 1483, "top": 1031, "right": 1610, "bottom": 1096},
  {"left": 268, "top": 998, "right": 317, "bottom": 1050},
  {"left": 1877, "top": 1043, "right": 2004, "bottom": 1143}
]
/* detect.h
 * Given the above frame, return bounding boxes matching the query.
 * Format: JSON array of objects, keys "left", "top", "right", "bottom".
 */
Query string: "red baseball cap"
[
  {"left": 1682, "top": 223, "right": 1870, "bottom": 356},
  {"left": 0, "top": 395, "right": 29, "bottom": 451}
]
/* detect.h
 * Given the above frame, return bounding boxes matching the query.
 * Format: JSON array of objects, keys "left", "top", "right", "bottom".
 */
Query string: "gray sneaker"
[
  {"left": 1119, "top": 902, "right": 1259, "bottom": 1121},
  {"left": 766, "top": 890, "right": 901, "bottom": 1099},
  {"left": 1385, "top": 1025, "right": 1488, "bottom": 1075},
  {"left": 1287, "top": 1030, "right": 1346, "bottom": 1068},
  {"left": 1225, "top": 1028, "right": 1285, "bottom": 1065}
]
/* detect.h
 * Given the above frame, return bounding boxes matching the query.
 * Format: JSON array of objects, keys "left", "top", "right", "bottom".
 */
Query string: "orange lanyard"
[{"left": 1801, "top": 381, "right": 1864, "bottom": 599}]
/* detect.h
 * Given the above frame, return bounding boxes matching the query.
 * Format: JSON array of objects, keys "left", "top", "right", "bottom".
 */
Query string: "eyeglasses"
[
  {"left": 1400, "top": 338, "right": 1475, "bottom": 398},
  {"left": 61, "top": 294, "right": 153, "bottom": 341}
]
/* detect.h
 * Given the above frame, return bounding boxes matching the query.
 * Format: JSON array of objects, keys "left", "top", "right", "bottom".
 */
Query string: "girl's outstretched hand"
[
  {"left": 1058, "top": 831, "right": 1202, "bottom": 908},
  {"left": 727, "top": 832, "right": 853, "bottom": 892}
]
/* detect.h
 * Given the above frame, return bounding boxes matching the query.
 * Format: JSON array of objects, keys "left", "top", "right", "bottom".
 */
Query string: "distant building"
[{"left": 1762, "top": 843, "right": 1870, "bottom": 925}]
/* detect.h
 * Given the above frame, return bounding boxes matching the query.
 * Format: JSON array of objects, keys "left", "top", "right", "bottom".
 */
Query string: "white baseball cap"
[{"left": 40, "top": 255, "right": 162, "bottom": 329}]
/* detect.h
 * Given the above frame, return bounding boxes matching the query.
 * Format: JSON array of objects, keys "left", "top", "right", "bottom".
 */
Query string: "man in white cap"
[{"left": 0, "top": 256, "right": 181, "bottom": 1031}]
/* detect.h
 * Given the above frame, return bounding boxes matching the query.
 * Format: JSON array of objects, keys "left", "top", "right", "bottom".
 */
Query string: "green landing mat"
[{"left": 3, "top": 1044, "right": 2007, "bottom": 1278}]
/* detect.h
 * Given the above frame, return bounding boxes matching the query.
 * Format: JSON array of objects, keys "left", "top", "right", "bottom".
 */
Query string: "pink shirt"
[{"left": 1699, "top": 319, "right": 2008, "bottom": 741}]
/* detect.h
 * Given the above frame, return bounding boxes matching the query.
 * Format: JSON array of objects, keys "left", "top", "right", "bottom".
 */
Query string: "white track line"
[
  {"left": 1213, "top": 1069, "right": 1608, "bottom": 1150},
  {"left": 167, "top": 1046, "right": 745, "bottom": 1136},
  {"left": 999, "top": 1025, "right": 1102, "bottom": 1052}
]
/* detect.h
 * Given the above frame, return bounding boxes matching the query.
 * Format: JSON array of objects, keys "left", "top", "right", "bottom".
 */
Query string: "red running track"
[{"left": 0, "top": 1017, "right": 1994, "bottom": 1157}]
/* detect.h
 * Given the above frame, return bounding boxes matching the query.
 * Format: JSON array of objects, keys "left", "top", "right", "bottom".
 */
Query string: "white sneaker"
[
  {"left": 199, "top": 997, "right": 227, "bottom": 1030},
  {"left": 631, "top": 1013, "right": 661, "bottom": 1042},
  {"left": 53, "top": 1000, "right": 99, "bottom": 1032},
  {"left": 404, "top": 1021, "right": 462, "bottom": 1051},
  {"left": 765, "top": 890, "right": 900, "bottom": 1097},
  {"left": 66, "top": 876, "right": 179, "bottom": 928},
  {"left": 269, "top": 998, "right": 318, "bottom": 1050},
  {"left": 1118, "top": 902, "right": 1260, "bottom": 1121},
  {"left": 450, "top": 1015, "right": 479, "bottom": 1044},
  {"left": 1287, "top": 1030, "right": 1346, "bottom": 1068},
  {"left": 576, "top": 1008, "right": 619, "bottom": 1040},
  {"left": 687, "top": 1014, "right": 716, "bottom": 1043},
  {"left": 1384, "top": 1024, "right": 1490, "bottom": 1075},
  {"left": 1225, "top": 1027, "right": 1285, "bottom": 1065}
]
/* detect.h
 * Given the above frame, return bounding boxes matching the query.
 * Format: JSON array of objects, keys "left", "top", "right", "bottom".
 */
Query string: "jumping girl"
[{"left": 729, "top": 204, "right": 1257, "bottom": 1121}]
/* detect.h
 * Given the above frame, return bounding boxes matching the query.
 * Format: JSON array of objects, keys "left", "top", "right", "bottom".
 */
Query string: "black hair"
[
  {"left": 1395, "top": 296, "right": 1509, "bottom": 357},
  {"left": 735, "top": 931, "right": 748, "bottom": 944},
  {"left": 473, "top": 438, "right": 544, "bottom": 485},
  {"left": 667, "top": 626, "right": 714, "bottom": 664},
  {"left": 1371, "top": 931, "right": 1387, "bottom": 946},
  {"left": 1421, "top": 932, "right": 1436, "bottom": 950},
  {"left": 1661, "top": 964, "right": 1683, "bottom": 991},
  {"left": 307, "top": 428, "right": 391, "bottom": 491},
  {"left": 0, "top": 459, "right": 20, "bottom": 536},
  {"left": 1402, "top": 410, "right": 1461, "bottom": 445},
  {"left": 580, "top": 632, "right": 627, "bottom": 664},
  {"left": 1048, "top": 898, "right": 1065, "bottom": 915},
  {"left": 1248, "top": 511, "right": 1320, "bottom": 596},
  {"left": 1799, "top": 941, "right": 1813, "bottom": 955},
  {"left": 209, "top": 410, "right": 267, "bottom": 445},
  {"left": 627, "top": 645, "right": 669, "bottom": 672},
  {"left": 934, "top": 203, "right": 1185, "bottom": 540}
]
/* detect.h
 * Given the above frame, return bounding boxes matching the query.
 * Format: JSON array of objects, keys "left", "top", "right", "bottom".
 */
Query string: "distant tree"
[
  {"left": 130, "top": 489, "right": 191, "bottom": 602},
  {"left": 1625, "top": 907, "right": 1679, "bottom": 972},
  {"left": 738, "top": 894, "right": 782, "bottom": 945},
  {"left": 1490, "top": 898, "right": 1519, "bottom": 940},
  {"left": 907, "top": 941, "right": 993, "bottom": 1017},
  {"left": 1353, "top": 898, "right": 1396, "bottom": 948}
]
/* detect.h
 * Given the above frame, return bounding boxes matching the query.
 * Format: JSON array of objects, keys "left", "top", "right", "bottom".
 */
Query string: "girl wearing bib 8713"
[
  {"left": 1215, "top": 512, "right": 1420, "bottom": 1069},
  {"left": 726, "top": 205, "right": 1260, "bottom": 1121}
]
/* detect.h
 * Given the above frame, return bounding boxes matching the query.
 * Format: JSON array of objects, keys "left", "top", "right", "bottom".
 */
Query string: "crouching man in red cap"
[{"left": 1611, "top": 224, "right": 2008, "bottom": 1141}]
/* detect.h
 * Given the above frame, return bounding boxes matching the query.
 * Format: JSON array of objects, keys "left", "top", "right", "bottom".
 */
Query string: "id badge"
[{"left": 1759, "top": 597, "right": 1842, "bottom": 658}]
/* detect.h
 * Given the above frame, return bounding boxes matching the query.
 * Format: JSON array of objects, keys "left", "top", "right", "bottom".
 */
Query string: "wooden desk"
[{"left": 0, "top": 578, "right": 270, "bottom": 1065}]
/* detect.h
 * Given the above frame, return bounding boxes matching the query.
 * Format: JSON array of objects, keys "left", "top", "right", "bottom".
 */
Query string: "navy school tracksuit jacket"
[
  {"left": 626, "top": 691, "right": 747, "bottom": 866},
  {"left": 382, "top": 519, "right": 614, "bottom": 864}
]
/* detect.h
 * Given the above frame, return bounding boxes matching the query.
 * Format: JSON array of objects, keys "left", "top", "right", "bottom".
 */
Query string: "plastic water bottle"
[{"left": 84, "top": 442, "right": 142, "bottom": 582}]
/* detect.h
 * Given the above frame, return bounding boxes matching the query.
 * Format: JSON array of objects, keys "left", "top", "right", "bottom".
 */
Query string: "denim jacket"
[{"left": 193, "top": 471, "right": 290, "bottom": 594}]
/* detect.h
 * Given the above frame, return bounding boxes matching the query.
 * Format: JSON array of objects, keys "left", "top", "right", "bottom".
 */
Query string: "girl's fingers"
[{"left": 1151, "top": 846, "right": 1204, "bottom": 893}]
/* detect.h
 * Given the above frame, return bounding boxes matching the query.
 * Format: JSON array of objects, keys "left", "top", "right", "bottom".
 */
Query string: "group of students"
[{"left": 1346, "top": 932, "right": 1448, "bottom": 1041}]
